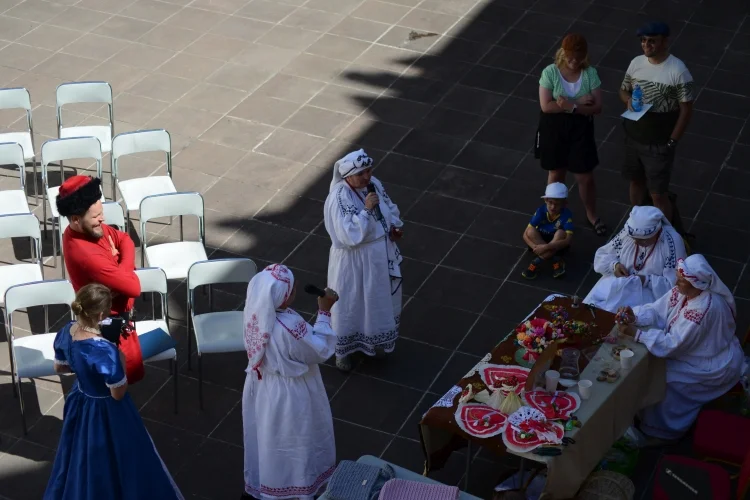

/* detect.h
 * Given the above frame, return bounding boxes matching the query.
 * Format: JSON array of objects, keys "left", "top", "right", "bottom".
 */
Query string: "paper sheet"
[{"left": 621, "top": 103, "right": 652, "bottom": 121}]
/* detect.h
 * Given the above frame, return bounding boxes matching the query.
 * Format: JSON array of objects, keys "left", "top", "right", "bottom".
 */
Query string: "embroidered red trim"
[
  {"left": 245, "top": 313, "right": 270, "bottom": 368},
  {"left": 683, "top": 294, "right": 711, "bottom": 325},
  {"left": 668, "top": 288, "right": 679, "bottom": 308},
  {"left": 276, "top": 316, "right": 308, "bottom": 340},
  {"left": 318, "top": 310, "right": 331, "bottom": 318},
  {"left": 245, "top": 465, "right": 335, "bottom": 497}
]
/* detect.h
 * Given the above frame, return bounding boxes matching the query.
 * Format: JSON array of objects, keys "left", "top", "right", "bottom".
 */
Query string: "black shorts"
[
  {"left": 622, "top": 135, "right": 674, "bottom": 194},
  {"left": 534, "top": 111, "right": 599, "bottom": 174},
  {"left": 527, "top": 231, "right": 570, "bottom": 256}
]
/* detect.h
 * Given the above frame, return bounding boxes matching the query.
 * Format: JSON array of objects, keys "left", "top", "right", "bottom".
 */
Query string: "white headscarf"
[
  {"left": 243, "top": 264, "right": 295, "bottom": 376},
  {"left": 329, "top": 149, "right": 373, "bottom": 192},
  {"left": 677, "top": 255, "right": 736, "bottom": 317},
  {"left": 626, "top": 206, "right": 671, "bottom": 239}
]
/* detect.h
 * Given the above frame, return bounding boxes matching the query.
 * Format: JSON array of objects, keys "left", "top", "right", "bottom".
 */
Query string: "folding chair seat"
[
  {"left": 187, "top": 258, "right": 257, "bottom": 409},
  {"left": 0, "top": 142, "right": 30, "bottom": 215},
  {"left": 0, "top": 87, "right": 38, "bottom": 203},
  {"left": 0, "top": 213, "right": 43, "bottom": 308}
]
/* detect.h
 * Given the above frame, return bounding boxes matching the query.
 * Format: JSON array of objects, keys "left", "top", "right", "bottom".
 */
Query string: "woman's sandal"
[{"left": 589, "top": 218, "right": 607, "bottom": 237}]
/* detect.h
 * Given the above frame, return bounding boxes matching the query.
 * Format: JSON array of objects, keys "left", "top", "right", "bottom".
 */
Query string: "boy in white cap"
[{"left": 522, "top": 182, "right": 574, "bottom": 279}]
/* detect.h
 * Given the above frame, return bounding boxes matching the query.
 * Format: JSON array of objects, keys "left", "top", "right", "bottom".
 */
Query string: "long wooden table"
[{"left": 419, "top": 294, "right": 666, "bottom": 499}]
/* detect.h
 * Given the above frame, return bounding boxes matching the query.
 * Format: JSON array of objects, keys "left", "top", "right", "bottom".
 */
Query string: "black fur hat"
[{"left": 56, "top": 176, "right": 102, "bottom": 218}]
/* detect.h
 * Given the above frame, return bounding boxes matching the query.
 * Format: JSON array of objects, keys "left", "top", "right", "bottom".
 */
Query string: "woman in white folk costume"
[
  {"left": 617, "top": 254, "right": 744, "bottom": 442},
  {"left": 324, "top": 149, "right": 404, "bottom": 372},
  {"left": 241, "top": 264, "right": 338, "bottom": 500},
  {"left": 584, "top": 206, "right": 686, "bottom": 313}
]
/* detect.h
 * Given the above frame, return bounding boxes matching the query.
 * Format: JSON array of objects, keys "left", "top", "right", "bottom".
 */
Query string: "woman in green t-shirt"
[{"left": 535, "top": 33, "right": 608, "bottom": 237}]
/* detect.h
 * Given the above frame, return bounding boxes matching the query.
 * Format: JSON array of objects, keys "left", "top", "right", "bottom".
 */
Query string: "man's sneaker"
[
  {"left": 552, "top": 258, "right": 566, "bottom": 279},
  {"left": 522, "top": 262, "right": 538, "bottom": 280}
]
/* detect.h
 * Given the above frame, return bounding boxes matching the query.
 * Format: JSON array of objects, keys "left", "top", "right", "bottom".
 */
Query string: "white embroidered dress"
[
  {"left": 632, "top": 287, "right": 743, "bottom": 439},
  {"left": 324, "top": 175, "right": 403, "bottom": 357},
  {"left": 242, "top": 264, "right": 337, "bottom": 500},
  {"left": 584, "top": 225, "right": 686, "bottom": 313}
]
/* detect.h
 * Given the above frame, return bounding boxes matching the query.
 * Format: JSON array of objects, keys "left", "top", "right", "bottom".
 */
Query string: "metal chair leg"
[
  {"left": 52, "top": 219, "right": 58, "bottom": 268},
  {"left": 17, "top": 377, "right": 27, "bottom": 435},
  {"left": 173, "top": 355, "right": 179, "bottom": 415},
  {"left": 31, "top": 159, "right": 39, "bottom": 205},
  {"left": 42, "top": 193, "right": 48, "bottom": 240},
  {"left": 198, "top": 354, "right": 203, "bottom": 411},
  {"left": 186, "top": 293, "right": 192, "bottom": 371}
]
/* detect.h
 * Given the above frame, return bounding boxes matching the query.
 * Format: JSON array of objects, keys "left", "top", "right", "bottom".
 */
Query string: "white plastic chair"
[
  {"left": 187, "top": 258, "right": 257, "bottom": 409},
  {"left": 41, "top": 137, "right": 103, "bottom": 269},
  {"left": 112, "top": 129, "right": 177, "bottom": 220},
  {"left": 0, "top": 87, "right": 38, "bottom": 203},
  {"left": 4, "top": 279, "right": 75, "bottom": 434},
  {"left": 0, "top": 213, "right": 44, "bottom": 309},
  {"left": 0, "top": 142, "right": 30, "bottom": 215},
  {"left": 134, "top": 267, "right": 178, "bottom": 413},
  {"left": 56, "top": 82, "right": 113, "bottom": 155},
  {"left": 58, "top": 201, "right": 125, "bottom": 279},
  {"left": 140, "top": 192, "right": 207, "bottom": 280}
]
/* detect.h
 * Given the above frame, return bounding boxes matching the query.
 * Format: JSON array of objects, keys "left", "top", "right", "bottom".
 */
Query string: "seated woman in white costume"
[
  {"left": 584, "top": 206, "right": 686, "bottom": 313},
  {"left": 617, "top": 254, "right": 744, "bottom": 442},
  {"left": 241, "top": 264, "right": 338, "bottom": 500},
  {"left": 323, "top": 149, "right": 404, "bottom": 372}
]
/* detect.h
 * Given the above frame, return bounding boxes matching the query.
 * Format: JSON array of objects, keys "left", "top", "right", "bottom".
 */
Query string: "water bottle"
[{"left": 631, "top": 84, "right": 643, "bottom": 112}]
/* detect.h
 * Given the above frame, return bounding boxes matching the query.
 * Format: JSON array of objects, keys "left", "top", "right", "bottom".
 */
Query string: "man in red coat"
[{"left": 56, "top": 175, "right": 145, "bottom": 384}]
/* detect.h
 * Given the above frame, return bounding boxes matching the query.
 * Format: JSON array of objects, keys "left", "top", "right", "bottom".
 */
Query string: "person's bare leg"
[
  {"left": 629, "top": 179, "right": 647, "bottom": 207},
  {"left": 651, "top": 192, "right": 673, "bottom": 221},
  {"left": 523, "top": 226, "right": 546, "bottom": 249},
  {"left": 574, "top": 172, "right": 598, "bottom": 225},
  {"left": 540, "top": 229, "right": 567, "bottom": 260},
  {"left": 548, "top": 169, "right": 566, "bottom": 185}
]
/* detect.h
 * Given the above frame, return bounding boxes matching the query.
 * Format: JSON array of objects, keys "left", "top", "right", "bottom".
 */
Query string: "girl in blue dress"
[{"left": 44, "top": 283, "right": 184, "bottom": 500}]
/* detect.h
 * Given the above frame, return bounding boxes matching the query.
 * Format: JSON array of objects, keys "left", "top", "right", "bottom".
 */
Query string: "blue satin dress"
[{"left": 44, "top": 322, "right": 183, "bottom": 500}]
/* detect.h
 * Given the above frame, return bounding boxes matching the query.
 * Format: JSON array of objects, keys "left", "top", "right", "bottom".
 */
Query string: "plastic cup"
[
  {"left": 545, "top": 370, "right": 560, "bottom": 392},
  {"left": 620, "top": 349, "right": 635, "bottom": 370},
  {"left": 578, "top": 379, "right": 593, "bottom": 400}
]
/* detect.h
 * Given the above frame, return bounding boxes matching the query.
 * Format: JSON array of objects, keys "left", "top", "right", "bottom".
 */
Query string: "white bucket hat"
[{"left": 541, "top": 182, "right": 568, "bottom": 199}]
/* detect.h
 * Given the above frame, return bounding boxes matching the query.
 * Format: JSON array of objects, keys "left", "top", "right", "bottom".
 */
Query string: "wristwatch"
[{"left": 666, "top": 138, "right": 677, "bottom": 149}]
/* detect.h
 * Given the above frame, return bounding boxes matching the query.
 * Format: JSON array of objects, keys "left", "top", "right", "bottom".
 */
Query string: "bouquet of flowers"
[{"left": 515, "top": 318, "right": 566, "bottom": 362}]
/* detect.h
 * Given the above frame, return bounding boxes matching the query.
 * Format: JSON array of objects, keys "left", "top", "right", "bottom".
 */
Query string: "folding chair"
[
  {"left": 134, "top": 267, "right": 178, "bottom": 414},
  {"left": 56, "top": 82, "right": 113, "bottom": 185},
  {"left": 0, "top": 213, "right": 44, "bottom": 311},
  {"left": 140, "top": 192, "right": 207, "bottom": 280},
  {"left": 0, "top": 142, "right": 30, "bottom": 215},
  {"left": 112, "top": 129, "right": 177, "bottom": 222},
  {"left": 0, "top": 87, "right": 38, "bottom": 203},
  {"left": 187, "top": 258, "right": 257, "bottom": 409},
  {"left": 41, "top": 136, "right": 104, "bottom": 269},
  {"left": 58, "top": 201, "right": 125, "bottom": 279},
  {"left": 4, "top": 279, "right": 75, "bottom": 434}
]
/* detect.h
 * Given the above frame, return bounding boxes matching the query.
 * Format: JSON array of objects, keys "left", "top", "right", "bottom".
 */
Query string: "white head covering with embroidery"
[
  {"left": 329, "top": 149, "right": 374, "bottom": 192},
  {"left": 243, "top": 264, "right": 295, "bottom": 375},
  {"left": 626, "top": 206, "right": 671, "bottom": 240},
  {"left": 677, "top": 255, "right": 736, "bottom": 317}
]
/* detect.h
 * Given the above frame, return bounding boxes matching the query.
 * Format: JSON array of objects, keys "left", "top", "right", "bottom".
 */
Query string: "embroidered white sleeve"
[{"left": 106, "top": 375, "right": 128, "bottom": 388}]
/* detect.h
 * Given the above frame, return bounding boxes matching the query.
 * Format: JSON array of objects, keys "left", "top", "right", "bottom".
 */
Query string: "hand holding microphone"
[
  {"left": 304, "top": 284, "right": 339, "bottom": 312},
  {"left": 366, "top": 183, "right": 383, "bottom": 220}
]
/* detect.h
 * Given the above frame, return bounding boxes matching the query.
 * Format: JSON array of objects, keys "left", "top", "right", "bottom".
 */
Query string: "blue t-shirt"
[{"left": 528, "top": 206, "right": 574, "bottom": 237}]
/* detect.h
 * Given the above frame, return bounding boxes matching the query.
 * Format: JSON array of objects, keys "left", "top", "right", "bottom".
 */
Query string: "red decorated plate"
[
  {"left": 523, "top": 390, "right": 581, "bottom": 420},
  {"left": 478, "top": 364, "right": 531, "bottom": 394},
  {"left": 502, "top": 419, "right": 565, "bottom": 453},
  {"left": 455, "top": 403, "right": 508, "bottom": 438}
]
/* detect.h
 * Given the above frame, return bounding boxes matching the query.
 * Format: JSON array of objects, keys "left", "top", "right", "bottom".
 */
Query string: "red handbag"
[{"left": 120, "top": 322, "right": 145, "bottom": 384}]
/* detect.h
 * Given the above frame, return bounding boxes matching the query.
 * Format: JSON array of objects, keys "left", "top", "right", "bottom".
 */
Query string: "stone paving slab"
[{"left": 1, "top": 0, "right": 749, "bottom": 498}]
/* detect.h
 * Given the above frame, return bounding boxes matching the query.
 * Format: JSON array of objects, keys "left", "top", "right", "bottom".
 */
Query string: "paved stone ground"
[{"left": 1, "top": 0, "right": 749, "bottom": 498}]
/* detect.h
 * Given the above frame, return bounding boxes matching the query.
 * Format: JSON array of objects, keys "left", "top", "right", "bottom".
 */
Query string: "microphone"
[
  {"left": 303, "top": 284, "right": 327, "bottom": 298},
  {"left": 367, "top": 182, "right": 384, "bottom": 221}
]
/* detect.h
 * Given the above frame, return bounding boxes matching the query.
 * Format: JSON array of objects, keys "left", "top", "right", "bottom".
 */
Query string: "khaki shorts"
[{"left": 622, "top": 136, "right": 675, "bottom": 194}]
